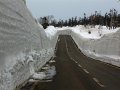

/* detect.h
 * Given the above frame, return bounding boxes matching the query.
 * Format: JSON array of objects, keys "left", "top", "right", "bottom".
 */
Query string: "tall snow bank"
[
  {"left": 71, "top": 26, "right": 120, "bottom": 67},
  {"left": 0, "top": 0, "right": 57, "bottom": 90}
]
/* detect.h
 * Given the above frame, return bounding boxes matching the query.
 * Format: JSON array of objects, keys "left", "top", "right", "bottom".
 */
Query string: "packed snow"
[
  {"left": 0, "top": 0, "right": 57, "bottom": 90},
  {"left": 31, "top": 66, "right": 56, "bottom": 81}
]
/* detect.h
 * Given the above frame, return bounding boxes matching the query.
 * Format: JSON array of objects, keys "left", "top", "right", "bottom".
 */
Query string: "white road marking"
[
  {"left": 65, "top": 38, "right": 75, "bottom": 63},
  {"left": 78, "top": 64, "right": 82, "bottom": 68},
  {"left": 106, "top": 63, "right": 120, "bottom": 70},
  {"left": 100, "top": 61, "right": 120, "bottom": 70},
  {"left": 83, "top": 69, "right": 89, "bottom": 74},
  {"left": 70, "top": 58, "right": 74, "bottom": 61},
  {"left": 74, "top": 61, "right": 78, "bottom": 64},
  {"left": 93, "top": 78, "right": 105, "bottom": 87}
]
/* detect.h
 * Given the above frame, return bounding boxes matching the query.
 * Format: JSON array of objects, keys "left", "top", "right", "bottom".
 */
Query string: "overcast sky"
[{"left": 26, "top": 0, "right": 120, "bottom": 20}]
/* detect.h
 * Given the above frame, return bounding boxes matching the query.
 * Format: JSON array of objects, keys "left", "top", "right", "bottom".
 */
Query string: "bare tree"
[{"left": 46, "top": 15, "right": 54, "bottom": 23}]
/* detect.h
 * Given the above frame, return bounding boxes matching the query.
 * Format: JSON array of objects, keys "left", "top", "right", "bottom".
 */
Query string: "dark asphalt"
[{"left": 29, "top": 35, "right": 120, "bottom": 90}]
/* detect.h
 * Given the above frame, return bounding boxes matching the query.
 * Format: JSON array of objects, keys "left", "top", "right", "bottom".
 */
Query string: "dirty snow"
[{"left": 30, "top": 60, "right": 56, "bottom": 82}]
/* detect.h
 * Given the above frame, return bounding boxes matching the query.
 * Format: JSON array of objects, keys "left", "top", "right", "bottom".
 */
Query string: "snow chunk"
[
  {"left": 31, "top": 65, "right": 56, "bottom": 81},
  {"left": 45, "top": 66, "right": 56, "bottom": 80},
  {"left": 49, "top": 59, "right": 56, "bottom": 63},
  {"left": 32, "top": 72, "right": 46, "bottom": 80}
]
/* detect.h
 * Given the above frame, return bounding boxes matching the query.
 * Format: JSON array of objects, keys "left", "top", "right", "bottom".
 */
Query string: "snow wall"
[
  {"left": 0, "top": 0, "right": 58, "bottom": 90},
  {"left": 71, "top": 30, "right": 120, "bottom": 67},
  {"left": 58, "top": 29, "right": 120, "bottom": 67}
]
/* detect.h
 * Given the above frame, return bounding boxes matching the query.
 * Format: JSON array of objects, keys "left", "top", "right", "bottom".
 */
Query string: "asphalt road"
[{"left": 30, "top": 35, "right": 120, "bottom": 90}]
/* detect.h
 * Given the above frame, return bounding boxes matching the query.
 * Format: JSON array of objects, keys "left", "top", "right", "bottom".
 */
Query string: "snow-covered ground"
[
  {"left": 56, "top": 25, "right": 119, "bottom": 39},
  {"left": 72, "top": 25, "right": 119, "bottom": 39}
]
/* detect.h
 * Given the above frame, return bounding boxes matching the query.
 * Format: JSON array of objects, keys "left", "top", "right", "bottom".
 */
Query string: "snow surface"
[
  {"left": 57, "top": 25, "right": 119, "bottom": 39},
  {"left": 0, "top": 0, "right": 57, "bottom": 90}
]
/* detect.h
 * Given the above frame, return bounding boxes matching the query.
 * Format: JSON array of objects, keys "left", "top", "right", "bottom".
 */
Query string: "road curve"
[{"left": 28, "top": 35, "right": 120, "bottom": 90}]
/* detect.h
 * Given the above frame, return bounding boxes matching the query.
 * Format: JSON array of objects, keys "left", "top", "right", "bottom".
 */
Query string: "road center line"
[
  {"left": 78, "top": 64, "right": 82, "bottom": 68},
  {"left": 74, "top": 61, "right": 78, "bottom": 64},
  {"left": 65, "top": 38, "right": 76, "bottom": 63},
  {"left": 65, "top": 38, "right": 84, "bottom": 70},
  {"left": 83, "top": 69, "right": 89, "bottom": 74},
  {"left": 93, "top": 78, "right": 105, "bottom": 87}
]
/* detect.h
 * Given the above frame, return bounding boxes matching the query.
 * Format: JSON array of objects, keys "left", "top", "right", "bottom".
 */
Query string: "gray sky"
[{"left": 26, "top": 0, "right": 120, "bottom": 20}]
